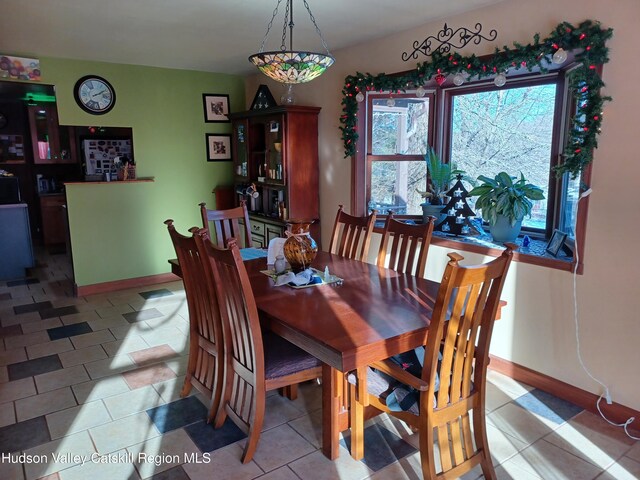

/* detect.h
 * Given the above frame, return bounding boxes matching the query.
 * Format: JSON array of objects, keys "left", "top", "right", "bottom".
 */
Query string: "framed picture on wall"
[
  {"left": 202, "top": 93, "right": 230, "bottom": 123},
  {"left": 206, "top": 134, "right": 232, "bottom": 162}
]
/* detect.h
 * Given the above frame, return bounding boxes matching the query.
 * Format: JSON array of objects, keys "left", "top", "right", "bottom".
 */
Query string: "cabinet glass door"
[
  {"left": 233, "top": 120, "right": 249, "bottom": 179},
  {"left": 265, "top": 116, "right": 284, "bottom": 184},
  {"left": 57, "top": 126, "right": 74, "bottom": 162},
  {"left": 28, "top": 105, "right": 60, "bottom": 163}
]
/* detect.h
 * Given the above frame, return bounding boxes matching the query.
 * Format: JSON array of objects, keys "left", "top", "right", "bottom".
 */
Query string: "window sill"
[{"left": 373, "top": 222, "right": 578, "bottom": 273}]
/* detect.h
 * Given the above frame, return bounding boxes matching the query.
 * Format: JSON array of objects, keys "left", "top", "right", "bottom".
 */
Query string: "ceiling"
[{"left": 0, "top": 0, "right": 504, "bottom": 76}]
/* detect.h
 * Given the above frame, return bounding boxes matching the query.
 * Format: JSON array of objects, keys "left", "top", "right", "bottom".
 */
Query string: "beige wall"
[{"left": 246, "top": 0, "right": 640, "bottom": 411}]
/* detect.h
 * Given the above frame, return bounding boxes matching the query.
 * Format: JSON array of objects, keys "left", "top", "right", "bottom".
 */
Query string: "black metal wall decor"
[{"left": 402, "top": 23, "right": 498, "bottom": 61}]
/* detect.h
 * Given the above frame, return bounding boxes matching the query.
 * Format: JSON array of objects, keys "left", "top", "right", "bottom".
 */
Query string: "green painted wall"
[{"left": 36, "top": 57, "right": 245, "bottom": 287}]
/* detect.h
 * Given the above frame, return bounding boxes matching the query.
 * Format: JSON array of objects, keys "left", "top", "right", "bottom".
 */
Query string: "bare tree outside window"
[{"left": 449, "top": 84, "right": 557, "bottom": 229}]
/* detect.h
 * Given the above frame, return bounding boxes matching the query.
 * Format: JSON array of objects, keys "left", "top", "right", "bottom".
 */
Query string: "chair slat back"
[
  {"left": 377, "top": 215, "right": 435, "bottom": 277},
  {"left": 328, "top": 205, "right": 376, "bottom": 262},
  {"left": 200, "top": 201, "right": 252, "bottom": 248},
  {"left": 164, "top": 220, "right": 223, "bottom": 398},
  {"left": 194, "top": 234, "right": 265, "bottom": 433},
  {"left": 422, "top": 244, "right": 516, "bottom": 473}
]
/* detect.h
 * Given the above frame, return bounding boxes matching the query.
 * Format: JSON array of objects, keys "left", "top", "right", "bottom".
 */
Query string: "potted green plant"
[
  {"left": 417, "top": 146, "right": 465, "bottom": 225},
  {"left": 468, "top": 172, "right": 545, "bottom": 243}
]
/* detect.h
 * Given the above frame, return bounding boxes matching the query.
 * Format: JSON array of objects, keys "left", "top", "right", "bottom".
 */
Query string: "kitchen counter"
[{"left": 63, "top": 178, "right": 154, "bottom": 185}]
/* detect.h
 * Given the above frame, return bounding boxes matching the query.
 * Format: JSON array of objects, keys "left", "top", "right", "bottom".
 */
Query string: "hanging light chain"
[
  {"left": 280, "top": 0, "right": 291, "bottom": 51},
  {"left": 258, "top": 0, "right": 284, "bottom": 53},
  {"left": 302, "top": 0, "right": 331, "bottom": 55},
  {"left": 257, "top": 0, "right": 332, "bottom": 55}
]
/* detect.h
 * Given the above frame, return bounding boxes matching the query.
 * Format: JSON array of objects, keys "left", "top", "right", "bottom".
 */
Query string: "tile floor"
[{"left": 0, "top": 249, "right": 639, "bottom": 480}]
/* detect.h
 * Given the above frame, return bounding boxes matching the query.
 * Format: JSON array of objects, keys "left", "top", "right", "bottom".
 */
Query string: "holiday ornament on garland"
[{"left": 340, "top": 20, "right": 613, "bottom": 178}]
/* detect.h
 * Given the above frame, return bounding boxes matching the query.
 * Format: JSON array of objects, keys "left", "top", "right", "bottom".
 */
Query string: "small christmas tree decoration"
[{"left": 438, "top": 174, "right": 476, "bottom": 236}]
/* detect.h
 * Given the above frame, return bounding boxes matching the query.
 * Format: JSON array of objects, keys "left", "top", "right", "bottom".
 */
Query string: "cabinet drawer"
[
  {"left": 40, "top": 195, "right": 65, "bottom": 208},
  {"left": 249, "top": 220, "right": 265, "bottom": 236},
  {"left": 251, "top": 233, "right": 266, "bottom": 249},
  {"left": 266, "top": 224, "right": 284, "bottom": 244}
]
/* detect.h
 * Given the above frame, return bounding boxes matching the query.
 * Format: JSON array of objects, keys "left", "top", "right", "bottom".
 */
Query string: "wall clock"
[
  {"left": 0, "top": 112, "right": 7, "bottom": 129},
  {"left": 73, "top": 75, "right": 116, "bottom": 115}
]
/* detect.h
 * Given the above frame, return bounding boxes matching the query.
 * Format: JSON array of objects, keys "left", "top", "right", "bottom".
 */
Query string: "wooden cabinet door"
[
  {"left": 266, "top": 223, "right": 284, "bottom": 244},
  {"left": 251, "top": 234, "right": 266, "bottom": 248},
  {"left": 247, "top": 219, "right": 265, "bottom": 248},
  {"left": 40, "top": 195, "right": 67, "bottom": 245}
]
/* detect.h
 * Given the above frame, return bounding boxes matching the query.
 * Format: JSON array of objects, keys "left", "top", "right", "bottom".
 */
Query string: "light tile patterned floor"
[{"left": 0, "top": 249, "right": 638, "bottom": 479}]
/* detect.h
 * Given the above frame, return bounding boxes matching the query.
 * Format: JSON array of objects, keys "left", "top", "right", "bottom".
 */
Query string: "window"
[
  {"left": 356, "top": 64, "right": 594, "bottom": 271},
  {"left": 363, "top": 70, "right": 582, "bottom": 236},
  {"left": 445, "top": 79, "right": 559, "bottom": 232},
  {"left": 367, "top": 93, "right": 434, "bottom": 216}
]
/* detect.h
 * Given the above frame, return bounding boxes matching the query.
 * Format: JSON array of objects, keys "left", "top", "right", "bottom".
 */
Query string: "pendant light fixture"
[{"left": 248, "top": 0, "right": 335, "bottom": 85}]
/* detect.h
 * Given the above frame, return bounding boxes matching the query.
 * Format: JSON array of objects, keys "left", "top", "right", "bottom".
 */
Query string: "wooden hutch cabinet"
[{"left": 229, "top": 106, "right": 321, "bottom": 247}]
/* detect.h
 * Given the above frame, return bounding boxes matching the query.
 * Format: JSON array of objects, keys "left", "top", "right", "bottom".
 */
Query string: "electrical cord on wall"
[{"left": 572, "top": 188, "right": 639, "bottom": 440}]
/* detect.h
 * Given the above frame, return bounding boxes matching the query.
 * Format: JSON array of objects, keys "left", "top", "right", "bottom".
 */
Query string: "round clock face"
[{"left": 74, "top": 75, "right": 116, "bottom": 115}]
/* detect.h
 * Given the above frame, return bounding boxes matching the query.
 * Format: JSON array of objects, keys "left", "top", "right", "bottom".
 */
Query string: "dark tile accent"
[
  {"left": 146, "top": 396, "right": 208, "bottom": 434},
  {"left": 341, "top": 423, "right": 417, "bottom": 472},
  {"left": 0, "top": 416, "right": 51, "bottom": 453},
  {"left": 139, "top": 289, "right": 174, "bottom": 300},
  {"left": 6, "top": 278, "right": 40, "bottom": 287},
  {"left": 184, "top": 418, "right": 247, "bottom": 453},
  {"left": 514, "top": 388, "right": 583, "bottom": 424},
  {"left": 39, "top": 305, "right": 80, "bottom": 320},
  {"left": 122, "top": 308, "right": 164, "bottom": 323},
  {"left": 0, "top": 292, "right": 11, "bottom": 301},
  {"left": 13, "top": 301, "right": 53, "bottom": 315},
  {"left": 149, "top": 465, "right": 190, "bottom": 480},
  {"left": 47, "top": 322, "right": 93, "bottom": 340},
  {"left": 7, "top": 354, "right": 64, "bottom": 381},
  {"left": 0, "top": 324, "right": 23, "bottom": 338}
]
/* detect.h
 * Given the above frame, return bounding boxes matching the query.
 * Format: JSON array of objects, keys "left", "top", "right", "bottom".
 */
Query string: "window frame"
[
  {"left": 352, "top": 63, "right": 594, "bottom": 274},
  {"left": 366, "top": 91, "right": 436, "bottom": 214},
  {"left": 440, "top": 73, "right": 565, "bottom": 239}
]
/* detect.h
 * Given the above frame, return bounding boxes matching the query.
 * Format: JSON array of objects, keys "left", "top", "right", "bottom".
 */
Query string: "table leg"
[{"left": 321, "top": 364, "right": 340, "bottom": 460}]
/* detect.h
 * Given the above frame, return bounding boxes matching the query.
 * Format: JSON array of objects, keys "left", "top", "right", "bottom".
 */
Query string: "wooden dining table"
[{"left": 244, "top": 251, "right": 443, "bottom": 460}]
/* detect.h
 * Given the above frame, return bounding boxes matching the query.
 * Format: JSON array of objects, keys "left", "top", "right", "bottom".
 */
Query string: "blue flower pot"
[
  {"left": 421, "top": 203, "right": 446, "bottom": 226},
  {"left": 490, "top": 215, "right": 522, "bottom": 243}
]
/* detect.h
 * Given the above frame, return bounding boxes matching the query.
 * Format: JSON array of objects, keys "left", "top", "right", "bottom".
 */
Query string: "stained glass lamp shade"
[
  {"left": 249, "top": 0, "right": 334, "bottom": 84},
  {"left": 249, "top": 51, "right": 334, "bottom": 84}
]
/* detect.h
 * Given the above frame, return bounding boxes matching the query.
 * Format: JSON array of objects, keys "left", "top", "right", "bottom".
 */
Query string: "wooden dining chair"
[
  {"left": 348, "top": 244, "right": 517, "bottom": 480},
  {"left": 193, "top": 232, "right": 322, "bottom": 464},
  {"left": 377, "top": 214, "right": 435, "bottom": 277},
  {"left": 328, "top": 204, "right": 377, "bottom": 262},
  {"left": 164, "top": 220, "right": 225, "bottom": 423},
  {"left": 200, "top": 200, "right": 252, "bottom": 248}
]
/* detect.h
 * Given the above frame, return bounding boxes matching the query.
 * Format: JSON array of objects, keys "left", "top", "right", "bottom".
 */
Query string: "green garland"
[{"left": 339, "top": 20, "right": 613, "bottom": 178}]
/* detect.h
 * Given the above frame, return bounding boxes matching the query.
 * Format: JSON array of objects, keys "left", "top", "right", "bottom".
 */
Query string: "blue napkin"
[{"left": 274, "top": 268, "right": 321, "bottom": 287}]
